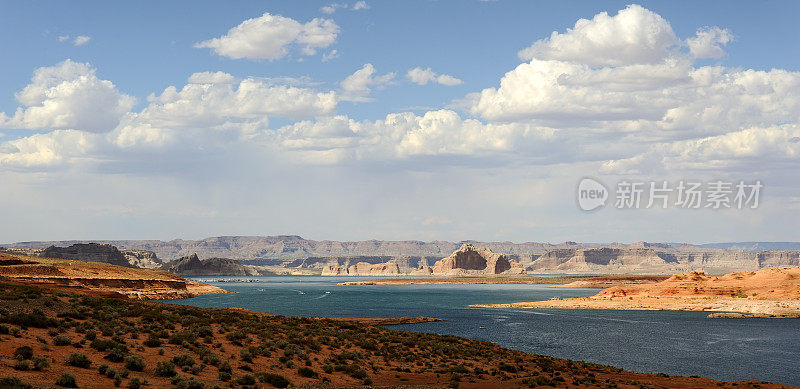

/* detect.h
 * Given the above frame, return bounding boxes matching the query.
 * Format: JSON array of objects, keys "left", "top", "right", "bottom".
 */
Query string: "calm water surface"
[{"left": 160, "top": 276, "right": 800, "bottom": 386}]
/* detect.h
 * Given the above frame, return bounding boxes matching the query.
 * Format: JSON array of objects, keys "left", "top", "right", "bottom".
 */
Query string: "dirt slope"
[{"left": 0, "top": 252, "right": 225, "bottom": 300}]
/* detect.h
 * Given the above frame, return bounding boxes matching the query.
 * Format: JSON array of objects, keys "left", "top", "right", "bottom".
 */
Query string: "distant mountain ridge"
[
  {"left": 695, "top": 242, "right": 800, "bottom": 252},
  {"left": 4, "top": 236, "right": 800, "bottom": 275},
  {"left": 5, "top": 235, "right": 593, "bottom": 261}
]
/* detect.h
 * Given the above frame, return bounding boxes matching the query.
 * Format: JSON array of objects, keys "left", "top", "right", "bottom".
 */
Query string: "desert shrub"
[
  {"left": 298, "top": 366, "right": 317, "bottom": 378},
  {"left": 32, "top": 356, "right": 50, "bottom": 371},
  {"left": 236, "top": 374, "right": 256, "bottom": 385},
  {"left": 256, "top": 373, "right": 291, "bottom": 388},
  {"left": 2, "top": 313, "right": 58, "bottom": 328},
  {"left": 13, "top": 359, "right": 30, "bottom": 371},
  {"left": 105, "top": 347, "right": 128, "bottom": 362},
  {"left": 239, "top": 348, "right": 253, "bottom": 363},
  {"left": 218, "top": 372, "right": 231, "bottom": 381},
  {"left": 498, "top": 362, "right": 518, "bottom": 373},
  {"left": 522, "top": 375, "right": 555, "bottom": 387},
  {"left": 185, "top": 378, "right": 204, "bottom": 389},
  {"left": 53, "top": 335, "right": 72, "bottom": 346},
  {"left": 0, "top": 325, "right": 9, "bottom": 334},
  {"left": 154, "top": 361, "right": 177, "bottom": 377},
  {"left": 0, "top": 377, "right": 33, "bottom": 389},
  {"left": 218, "top": 361, "right": 231, "bottom": 373},
  {"left": 85, "top": 330, "right": 97, "bottom": 341},
  {"left": 55, "top": 372, "right": 77, "bottom": 387},
  {"left": 172, "top": 354, "right": 195, "bottom": 369},
  {"left": 449, "top": 365, "right": 470, "bottom": 374},
  {"left": 104, "top": 366, "right": 119, "bottom": 379},
  {"left": 143, "top": 334, "right": 162, "bottom": 347},
  {"left": 67, "top": 353, "right": 91, "bottom": 368},
  {"left": 98, "top": 363, "right": 110, "bottom": 374},
  {"left": 201, "top": 352, "right": 221, "bottom": 366},
  {"left": 90, "top": 339, "right": 119, "bottom": 352},
  {"left": 127, "top": 377, "right": 142, "bottom": 389},
  {"left": 13, "top": 346, "right": 33, "bottom": 360},
  {"left": 125, "top": 355, "right": 145, "bottom": 371},
  {"left": 322, "top": 364, "right": 333, "bottom": 374}
]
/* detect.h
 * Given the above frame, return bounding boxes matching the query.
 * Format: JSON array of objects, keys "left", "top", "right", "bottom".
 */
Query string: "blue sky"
[
  {"left": 2, "top": 1, "right": 797, "bottom": 122},
  {"left": 0, "top": 1, "right": 799, "bottom": 243}
]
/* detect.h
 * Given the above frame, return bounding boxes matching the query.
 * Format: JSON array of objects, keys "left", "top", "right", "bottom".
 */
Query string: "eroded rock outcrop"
[
  {"left": 0, "top": 252, "right": 226, "bottom": 300},
  {"left": 120, "top": 249, "right": 162, "bottom": 269},
  {"left": 322, "top": 261, "right": 401, "bottom": 276},
  {"left": 40, "top": 243, "right": 132, "bottom": 267},
  {"left": 161, "top": 254, "right": 260, "bottom": 276},
  {"left": 432, "top": 244, "right": 525, "bottom": 276}
]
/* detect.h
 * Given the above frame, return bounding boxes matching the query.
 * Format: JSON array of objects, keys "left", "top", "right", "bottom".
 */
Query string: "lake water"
[{"left": 161, "top": 276, "right": 800, "bottom": 386}]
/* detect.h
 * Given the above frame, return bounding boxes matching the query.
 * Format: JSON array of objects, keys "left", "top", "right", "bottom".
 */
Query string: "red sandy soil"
[
  {"left": 550, "top": 275, "right": 670, "bottom": 288},
  {"left": 0, "top": 283, "right": 793, "bottom": 389}
]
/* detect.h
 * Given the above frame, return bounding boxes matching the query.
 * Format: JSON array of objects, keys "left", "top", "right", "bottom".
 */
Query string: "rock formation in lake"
[
  {"left": 160, "top": 253, "right": 262, "bottom": 276},
  {"left": 432, "top": 244, "right": 526, "bottom": 276},
  {"left": 322, "top": 261, "right": 401, "bottom": 276}
]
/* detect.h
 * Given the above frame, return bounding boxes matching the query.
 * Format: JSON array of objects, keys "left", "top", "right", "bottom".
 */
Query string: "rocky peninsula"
[
  {"left": 0, "top": 252, "right": 225, "bottom": 300},
  {"left": 473, "top": 267, "right": 800, "bottom": 318}
]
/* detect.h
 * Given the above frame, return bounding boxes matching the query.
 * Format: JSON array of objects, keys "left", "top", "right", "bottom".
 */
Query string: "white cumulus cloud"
[
  {"left": 517, "top": 4, "right": 678, "bottom": 66},
  {"left": 340, "top": 64, "right": 395, "bottom": 102},
  {"left": 195, "top": 13, "right": 340, "bottom": 60},
  {"left": 0, "top": 60, "right": 136, "bottom": 133},
  {"left": 687, "top": 26, "right": 733, "bottom": 59},
  {"left": 406, "top": 67, "right": 463, "bottom": 86}
]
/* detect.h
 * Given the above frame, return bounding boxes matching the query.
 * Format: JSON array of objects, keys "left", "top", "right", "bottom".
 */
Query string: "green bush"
[
  {"left": 13, "top": 359, "right": 30, "bottom": 371},
  {"left": 13, "top": 346, "right": 33, "bottom": 360},
  {"left": 298, "top": 366, "right": 317, "bottom": 378},
  {"left": 172, "top": 354, "right": 195, "bottom": 368},
  {"left": 186, "top": 378, "right": 205, "bottom": 389},
  {"left": 256, "top": 373, "right": 291, "bottom": 388},
  {"left": 127, "top": 377, "right": 142, "bottom": 389},
  {"left": 236, "top": 374, "right": 256, "bottom": 385},
  {"left": 0, "top": 377, "right": 33, "bottom": 389},
  {"left": 55, "top": 372, "right": 77, "bottom": 388},
  {"left": 98, "top": 363, "right": 109, "bottom": 374},
  {"left": 521, "top": 375, "right": 555, "bottom": 387},
  {"left": 498, "top": 362, "right": 518, "bottom": 373},
  {"left": 32, "top": 356, "right": 50, "bottom": 371},
  {"left": 239, "top": 348, "right": 253, "bottom": 363},
  {"left": 53, "top": 335, "right": 72, "bottom": 346},
  {"left": 125, "top": 355, "right": 145, "bottom": 371},
  {"left": 143, "top": 334, "right": 162, "bottom": 347},
  {"left": 67, "top": 353, "right": 92, "bottom": 368},
  {"left": 154, "top": 361, "right": 177, "bottom": 377}
]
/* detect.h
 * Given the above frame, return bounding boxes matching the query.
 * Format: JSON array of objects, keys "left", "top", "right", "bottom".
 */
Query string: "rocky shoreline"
[{"left": 473, "top": 268, "right": 800, "bottom": 318}]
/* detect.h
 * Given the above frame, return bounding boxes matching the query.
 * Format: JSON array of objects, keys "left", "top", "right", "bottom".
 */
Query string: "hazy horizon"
[{"left": 2, "top": 1, "right": 798, "bottom": 244}]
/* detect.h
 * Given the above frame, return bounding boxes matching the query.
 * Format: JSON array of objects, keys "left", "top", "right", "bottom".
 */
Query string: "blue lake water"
[{"left": 160, "top": 276, "right": 800, "bottom": 386}]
